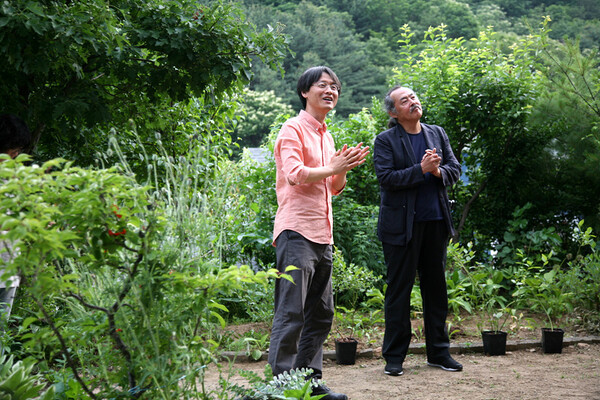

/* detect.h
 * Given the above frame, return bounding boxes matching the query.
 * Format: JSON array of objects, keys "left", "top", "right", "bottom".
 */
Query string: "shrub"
[
  {"left": 554, "top": 222, "right": 600, "bottom": 333},
  {"left": 332, "top": 196, "right": 385, "bottom": 277},
  {"left": 0, "top": 153, "right": 286, "bottom": 399},
  {"left": 332, "top": 247, "right": 382, "bottom": 309},
  {"left": 0, "top": 354, "right": 54, "bottom": 399}
]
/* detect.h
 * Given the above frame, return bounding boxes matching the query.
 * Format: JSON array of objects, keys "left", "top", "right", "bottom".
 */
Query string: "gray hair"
[{"left": 384, "top": 85, "right": 404, "bottom": 128}]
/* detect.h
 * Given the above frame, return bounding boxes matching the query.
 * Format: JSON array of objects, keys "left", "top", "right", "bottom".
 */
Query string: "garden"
[
  {"left": 1, "top": 1, "right": 600, "bottom": 399},
  {"left": 1, "top": 141, "right": 599, "bottom": 399}
]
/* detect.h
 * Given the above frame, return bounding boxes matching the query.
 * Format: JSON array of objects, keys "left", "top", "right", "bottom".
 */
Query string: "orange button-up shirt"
[{"left": 273, "top": 110, "right": 344, "bottom": 246}]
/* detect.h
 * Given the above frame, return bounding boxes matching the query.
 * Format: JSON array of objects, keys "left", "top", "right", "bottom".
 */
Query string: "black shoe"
[
  {"left": 311, "top": 384, "right": 348, "bottom": 400},
  {"left": 384, "top": 364, "right": 404, "bottom": 376},
  {"left": 427, "top": 356, "right": 463, "bottom": 372}
]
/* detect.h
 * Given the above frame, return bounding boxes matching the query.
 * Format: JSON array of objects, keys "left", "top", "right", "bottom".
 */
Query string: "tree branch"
[
  {"left": 455, "top": 178, "right": 488, "bottom": 242},
  {"left": 34, "top": 296, "right": 97, "bottom": 400}
]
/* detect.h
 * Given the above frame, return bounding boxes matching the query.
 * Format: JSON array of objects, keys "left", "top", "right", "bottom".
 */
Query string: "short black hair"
[
  {"left": 0, "top": 114, "right": 32, "bottom": 154},
  {"left": 296, "top": 66, "right": 341, "bottom": 109}
]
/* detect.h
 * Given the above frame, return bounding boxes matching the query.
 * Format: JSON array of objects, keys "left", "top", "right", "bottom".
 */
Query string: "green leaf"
[
  {"left": 25, "top": 2, "right": 45, "bottom": 17},
  {"left": 208, "top": 301, "right": 228, "bottom": 312},
  {"left": 249, "top": 349, "right": 262, "bottom": 361},
  {"left": 210, "top": 310, "right": 226, "bottom": 328},
  {"left": 22, "top": 317, "right": 38, "bottom": 329}
]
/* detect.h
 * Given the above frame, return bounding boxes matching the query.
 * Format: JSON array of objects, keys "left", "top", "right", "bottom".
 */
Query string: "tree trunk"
[{"left": 454, "top": 178, "right": 488, "bottom": 242}]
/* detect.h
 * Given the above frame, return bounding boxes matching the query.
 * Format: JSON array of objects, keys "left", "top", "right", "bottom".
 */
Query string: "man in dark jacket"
[{"left": 373, "top": 86, "right": 462, "bottom": 376}]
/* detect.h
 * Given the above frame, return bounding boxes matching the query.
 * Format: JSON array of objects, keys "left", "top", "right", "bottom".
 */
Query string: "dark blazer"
[{"left": 373, "top": 122, "right": 461, "bottom": 246}]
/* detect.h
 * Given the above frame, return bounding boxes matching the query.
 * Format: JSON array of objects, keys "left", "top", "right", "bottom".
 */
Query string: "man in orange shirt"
[{"left": 268, "top": 66, "right": 369, "bottom": 400}]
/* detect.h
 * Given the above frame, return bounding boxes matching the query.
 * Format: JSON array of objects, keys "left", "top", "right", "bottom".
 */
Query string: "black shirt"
[{"left": 407, "top": 131, "right": 443, "bottom": 222}]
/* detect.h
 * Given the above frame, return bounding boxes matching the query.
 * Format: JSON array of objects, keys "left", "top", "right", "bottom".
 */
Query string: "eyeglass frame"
[{"left": 312, "top": 81, "right": 341, "bottom": 92}]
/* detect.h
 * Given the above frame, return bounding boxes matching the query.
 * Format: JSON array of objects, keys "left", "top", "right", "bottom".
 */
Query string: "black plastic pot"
[
  {"left": 335, "top": 339, "right": 358, "bottom": 365},
  {"left": 541, "top": 328, "right": 564, "bottom": 354},
  {"left": 481, "top": 330, "right": 507, "bottom": 356}
]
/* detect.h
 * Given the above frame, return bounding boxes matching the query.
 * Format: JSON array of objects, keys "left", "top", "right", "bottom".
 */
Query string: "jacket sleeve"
[{"left": 373, "top": 132, "right": 425, "bottom": 191}]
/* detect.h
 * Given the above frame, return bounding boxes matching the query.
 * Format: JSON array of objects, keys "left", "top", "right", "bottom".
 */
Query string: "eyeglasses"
[{"left": 313, "top": 81, "right": 340, "bottom": 92}]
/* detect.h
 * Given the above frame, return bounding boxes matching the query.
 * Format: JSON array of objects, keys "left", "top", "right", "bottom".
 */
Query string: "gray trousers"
[
  {"left": 0, "top": 285, "right": 18, "bottom": 326},
  {"left": 268, "top": 230, "right": 334, "bottom": 378},
  {"left": 0, "top": 285, "right": 18, "bottom": 357}
]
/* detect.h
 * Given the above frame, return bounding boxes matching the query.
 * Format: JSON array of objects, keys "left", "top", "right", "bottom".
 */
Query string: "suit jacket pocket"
[{"left": 378, "top": 204, "right": 406, "bottom": 235}]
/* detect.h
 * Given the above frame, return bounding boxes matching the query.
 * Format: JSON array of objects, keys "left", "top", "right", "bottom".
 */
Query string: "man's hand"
[
  {"left": 304, "top": 143, "right": 370, "bottom": 185},
  {"left": 421, "top": 148, "right": 441, "bottom": 177},
  {"left": 329, "top": 142, "right": 370, "bottom": 175}
]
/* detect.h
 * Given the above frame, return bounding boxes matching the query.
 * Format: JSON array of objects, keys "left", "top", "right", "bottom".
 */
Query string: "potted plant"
[
  {"left": 474, "top": 270, "right": 514, "bottom": 356},
  {"left": 479, "top": 306, "right": 517, "bottom": 356},
  {"left": 536, "top": 273, "right": 573, "bottom": 354},
  {"left": 332, "top": 306, "right": 359, "bottom": 365},
  {"left": 514, "top": 265, "right": 573, "bottom": 354}
]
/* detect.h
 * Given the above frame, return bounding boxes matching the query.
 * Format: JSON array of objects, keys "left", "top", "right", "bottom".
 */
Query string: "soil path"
[{"left": 206, "top": 343, "right": 600, "bottom": 400}]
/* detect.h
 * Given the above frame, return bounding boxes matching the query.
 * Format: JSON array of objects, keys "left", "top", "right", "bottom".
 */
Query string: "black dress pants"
[{"left": 382, "top": 220, "right": 451, "bottom": 365}]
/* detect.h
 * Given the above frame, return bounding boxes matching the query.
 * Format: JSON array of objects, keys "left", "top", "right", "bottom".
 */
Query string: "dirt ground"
[{"left": 206, "top": 342, "right": 600, "bottom": 400}]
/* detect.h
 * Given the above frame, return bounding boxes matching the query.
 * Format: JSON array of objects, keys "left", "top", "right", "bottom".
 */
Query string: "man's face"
[
  {"left": 7, "top": 149, "right": 20, "bottom": 158},
  {"left": 302, "top": 72, "right": 339, "bottom": 113},
  {"left": 0, "top": 148, "right": 20, "bottom": 161},
  {"left": 388, "top": 87, "right": 422, "bottom": 123}
]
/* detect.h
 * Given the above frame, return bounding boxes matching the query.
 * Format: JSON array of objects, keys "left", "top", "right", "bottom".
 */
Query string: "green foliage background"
[{"left": 1, "top": 0, "right": 600, "bottom": 398}]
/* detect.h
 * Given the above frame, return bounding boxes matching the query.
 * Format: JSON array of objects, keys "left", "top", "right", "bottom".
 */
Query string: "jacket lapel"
[
  {"left": 422, "top": 125, "right": 442, "bottom": 161},
  {"left": 395, "top": 124, "right": 417, "bottom": 165}
]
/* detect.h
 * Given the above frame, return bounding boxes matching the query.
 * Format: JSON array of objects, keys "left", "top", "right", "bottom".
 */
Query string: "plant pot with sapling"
[
  {"left": 332, "top": 307, "right": 359, "bottom": 365},
  {"left": 474, "top": 269, "right": 515, "bottom": 356},
  {"left": 514, "top": 264, "right": 574, "bottom": 354}
]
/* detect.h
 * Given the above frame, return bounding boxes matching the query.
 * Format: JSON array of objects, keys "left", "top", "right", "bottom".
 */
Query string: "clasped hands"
[
  {"left": 330, "top": 142, "right": 370, "bottom": 175},
  {"left": 421, "top": 148, "right": 441, "bottom": 177}
]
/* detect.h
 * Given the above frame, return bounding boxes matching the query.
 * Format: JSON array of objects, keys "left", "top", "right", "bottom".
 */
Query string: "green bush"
[
  {"left": 0, "top": 153, "right": 286, "bottom": 399},
  {"left": 220, "top": 280, "right": 274, "bottom": 323},
  {"left": 493, "top": 204, "right": 562, "bottom": 268},
  {"left": 220, "top": 148, "right": 278, "bottom": 269},
  {"left": 332, "top": 247, "right": 382, "bottom": 309},
  {"left": 550, "top": 222, "right": 600, "bottom": 332},
  {"left": 332, "top": 196, "right": 385, "bottom": 277},
  {"left": 0, "top": 354, "right": 54, "bottom": 399}
]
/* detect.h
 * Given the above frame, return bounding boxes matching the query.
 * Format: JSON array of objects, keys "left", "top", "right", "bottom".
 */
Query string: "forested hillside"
[{"left": 242, "top": 0, "right": 600, "bottom": 120}]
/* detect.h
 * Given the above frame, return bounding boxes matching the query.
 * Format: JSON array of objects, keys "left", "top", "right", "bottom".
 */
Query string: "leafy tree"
[
  {"left": 314, "top": 0, "right": 481, "bottom": 40},
  {"left": 389, "top": 24, "right": 549, "bottom": 246},
  {"left": 530, "top": 30, "right": 600, "bottom": 234},
  {"left": 471, "top": 3, "right": 515, "bottom": 33},
  {"left": 232, "top": 89, "right": 294, "bottom": 151},
  {"left": 417, "top": 0, "right": 480, "bottom": 39},
  {"left": 526, "top": 4, "right": 600, "bottom": 50},
  {"left": 0, "top": 0, "right": 288, "bottom": 164}
]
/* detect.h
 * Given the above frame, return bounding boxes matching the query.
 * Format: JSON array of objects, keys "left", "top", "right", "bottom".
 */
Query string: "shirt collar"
[{"left": 299, "top": 110, "right": 327, "bottom": 134}]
